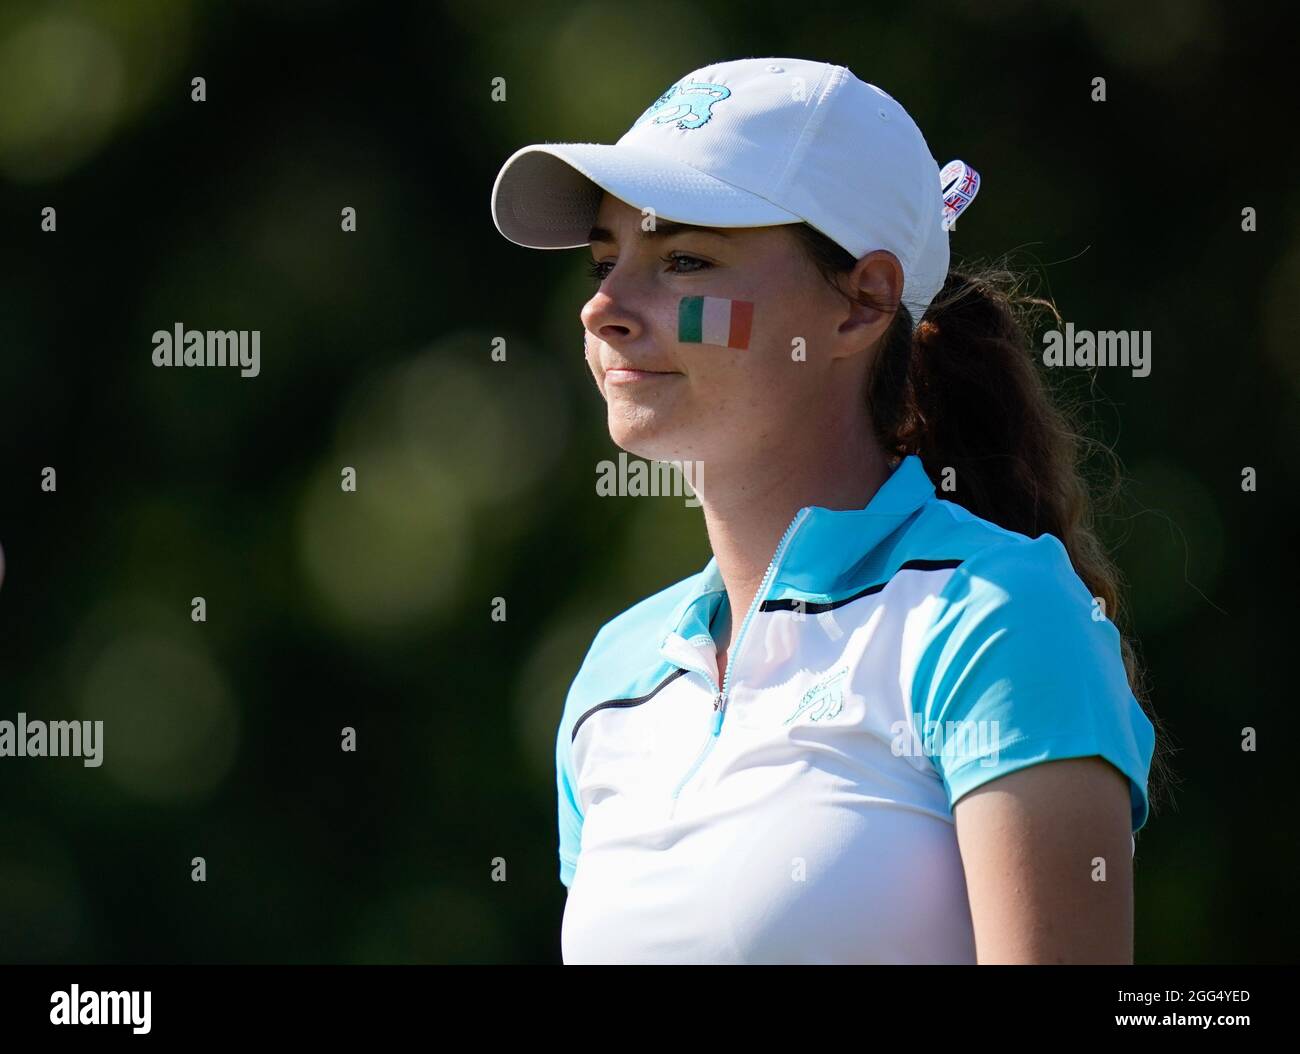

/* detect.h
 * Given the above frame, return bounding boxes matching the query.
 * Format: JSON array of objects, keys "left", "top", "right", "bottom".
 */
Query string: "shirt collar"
[{"left": 659, "top": 454, "right": 936, "bottom": 645}]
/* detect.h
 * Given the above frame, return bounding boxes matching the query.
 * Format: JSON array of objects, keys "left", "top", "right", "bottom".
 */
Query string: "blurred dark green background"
[{"left": 1, "top": 0, "right": 1295, "bottom": 963}]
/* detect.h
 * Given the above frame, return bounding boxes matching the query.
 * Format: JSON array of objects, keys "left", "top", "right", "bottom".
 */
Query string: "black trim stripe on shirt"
[
  {"left": 759, "top": 558, "right": 966, "bottom": 614},
  {"left": 572, "top": 667, "right": 690, "bottom": 742}
]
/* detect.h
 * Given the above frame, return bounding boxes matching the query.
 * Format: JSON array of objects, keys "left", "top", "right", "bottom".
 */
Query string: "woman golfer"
[{"left": 491, "top": 57, "right": 1168, "bottom": 964}]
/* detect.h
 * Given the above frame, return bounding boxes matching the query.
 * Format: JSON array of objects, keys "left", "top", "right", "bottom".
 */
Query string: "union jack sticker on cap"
[{"left": 940, "top": 159, "right": 980, "bottom": 231}]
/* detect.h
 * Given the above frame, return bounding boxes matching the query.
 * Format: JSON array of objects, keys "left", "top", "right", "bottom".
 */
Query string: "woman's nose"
[{"left": 580, "top": 276, "right": 643, "bottom": 346}]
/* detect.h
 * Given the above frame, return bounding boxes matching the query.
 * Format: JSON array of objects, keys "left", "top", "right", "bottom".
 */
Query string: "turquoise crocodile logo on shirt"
[
  {"left": 784, "top": 667, "right": 848, "bottom": 725},
  {"left": 633, "top": 80, "right": 731, "bottom": 131}
]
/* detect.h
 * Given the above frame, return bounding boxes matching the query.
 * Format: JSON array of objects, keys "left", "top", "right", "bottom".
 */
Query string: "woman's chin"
[
  {"left": 606, "top": 414, "right": 675, "bottom": 462},
  {"left": 605, "top": 401, "right": 719, "bottom": 466}
]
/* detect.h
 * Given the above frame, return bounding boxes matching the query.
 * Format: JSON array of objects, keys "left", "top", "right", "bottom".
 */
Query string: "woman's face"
[{"left": 580, "top": 191, "right": 898, "bottom": 474}]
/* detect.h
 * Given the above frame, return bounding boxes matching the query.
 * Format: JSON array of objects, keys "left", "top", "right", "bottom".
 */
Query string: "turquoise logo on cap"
[{"left": 633, "top": 81, "right": 731, "bottom": 131}]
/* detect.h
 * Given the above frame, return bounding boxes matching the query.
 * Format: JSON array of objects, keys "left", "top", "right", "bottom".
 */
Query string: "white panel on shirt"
[{"left": 563, "top": 565, "right": 986, "bottom": 964}]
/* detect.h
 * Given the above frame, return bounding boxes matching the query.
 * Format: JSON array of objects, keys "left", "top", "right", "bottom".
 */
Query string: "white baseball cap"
[{"left": 490, "top": 56, "right": 979, "bottom": 320}]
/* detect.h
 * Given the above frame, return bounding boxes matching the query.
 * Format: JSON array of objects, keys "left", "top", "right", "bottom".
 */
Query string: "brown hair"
[{"left": 790, "top": 222, "right": 1176, "bottom": 822}]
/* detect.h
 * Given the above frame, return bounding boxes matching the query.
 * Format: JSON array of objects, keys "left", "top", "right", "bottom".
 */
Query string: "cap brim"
[{"left": 490, "top": 142, "right": 803, "bottom": 249}]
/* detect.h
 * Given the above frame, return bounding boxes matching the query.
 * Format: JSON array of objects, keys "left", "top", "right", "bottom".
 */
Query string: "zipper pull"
[{"left": 711, "top": 694, "right": 724, "bottom": 735}]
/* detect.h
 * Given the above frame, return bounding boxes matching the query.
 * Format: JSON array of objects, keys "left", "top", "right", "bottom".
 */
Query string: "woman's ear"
[
  {"left": 848, "top": 250, "right": 903, "bottom": 318},
  {"left": 832, "top": 250, "right": 902, "bottom": 355}
]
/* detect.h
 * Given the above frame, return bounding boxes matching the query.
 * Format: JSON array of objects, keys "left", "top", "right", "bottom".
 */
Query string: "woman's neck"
[{"left": 698, "top": 437, "right": 892, "bottom": 660}]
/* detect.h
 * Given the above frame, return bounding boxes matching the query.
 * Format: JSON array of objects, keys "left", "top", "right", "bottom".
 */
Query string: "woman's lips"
[{"left": 604, "top": 368, "right": 679, "bottom": 385}]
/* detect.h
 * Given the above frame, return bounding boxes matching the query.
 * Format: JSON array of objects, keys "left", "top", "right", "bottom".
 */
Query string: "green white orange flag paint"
[{"left": 678, "top": 296, "right": 754, "bottom": 349}]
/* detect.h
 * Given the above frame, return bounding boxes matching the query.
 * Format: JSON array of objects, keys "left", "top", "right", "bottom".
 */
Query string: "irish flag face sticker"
[{"left": 678, "top": 296, "right": 754, "bottom": 349}]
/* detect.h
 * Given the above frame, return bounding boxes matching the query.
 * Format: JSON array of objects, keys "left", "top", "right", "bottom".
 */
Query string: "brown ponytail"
[{"left": 791, "top": 222, "right": 1176, "bottom": 820}]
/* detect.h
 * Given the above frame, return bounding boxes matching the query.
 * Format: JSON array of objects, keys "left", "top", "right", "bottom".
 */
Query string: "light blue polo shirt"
[{"left": 554, "top": 453, "right": 1155, "bottom": 963}]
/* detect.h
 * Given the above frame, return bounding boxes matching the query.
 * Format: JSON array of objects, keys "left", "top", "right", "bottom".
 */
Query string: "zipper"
[{"left": 669, "top": 506, "right": 812, "bottom": 805}]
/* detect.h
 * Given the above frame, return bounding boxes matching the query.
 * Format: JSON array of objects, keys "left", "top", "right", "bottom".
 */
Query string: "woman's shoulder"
[
  {"left": 590, "top": 564, "right": 712, "bottom": 651},
  {"left": 900, "top": 494, "right": 1089, "bottom": 601},
  {"left": 562, "top": 565, "right": 710, "bottom": 711},
  {"left": 933, "top": 529, "right": 1098, "bottom": 620},
  {"left": 903, "top": 510, "right": 1154, "bottom": 834}
]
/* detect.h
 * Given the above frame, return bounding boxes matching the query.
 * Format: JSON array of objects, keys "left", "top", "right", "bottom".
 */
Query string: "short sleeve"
[
  {"left": 556, "top": 625, "right": 609, "bottom": 889},
  {"left": 556, "top": 715, "right": 583, "bottom": 888},
  {"left": 909, "top": 533, "right": 1155, "bottom": 834}
]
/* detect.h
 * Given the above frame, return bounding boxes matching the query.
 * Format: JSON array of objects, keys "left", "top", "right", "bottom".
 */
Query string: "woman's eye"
[
  {"left": 663, "top": 251, "right": 712, "bottom": 273},
  {"left": 584, "top": 252, "right": 713, "bottom": 283}
]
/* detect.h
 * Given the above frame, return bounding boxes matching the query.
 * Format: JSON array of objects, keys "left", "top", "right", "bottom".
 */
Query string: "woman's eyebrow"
[{"left": 587, "top": 221, "right": 734, "bottom": 245}]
